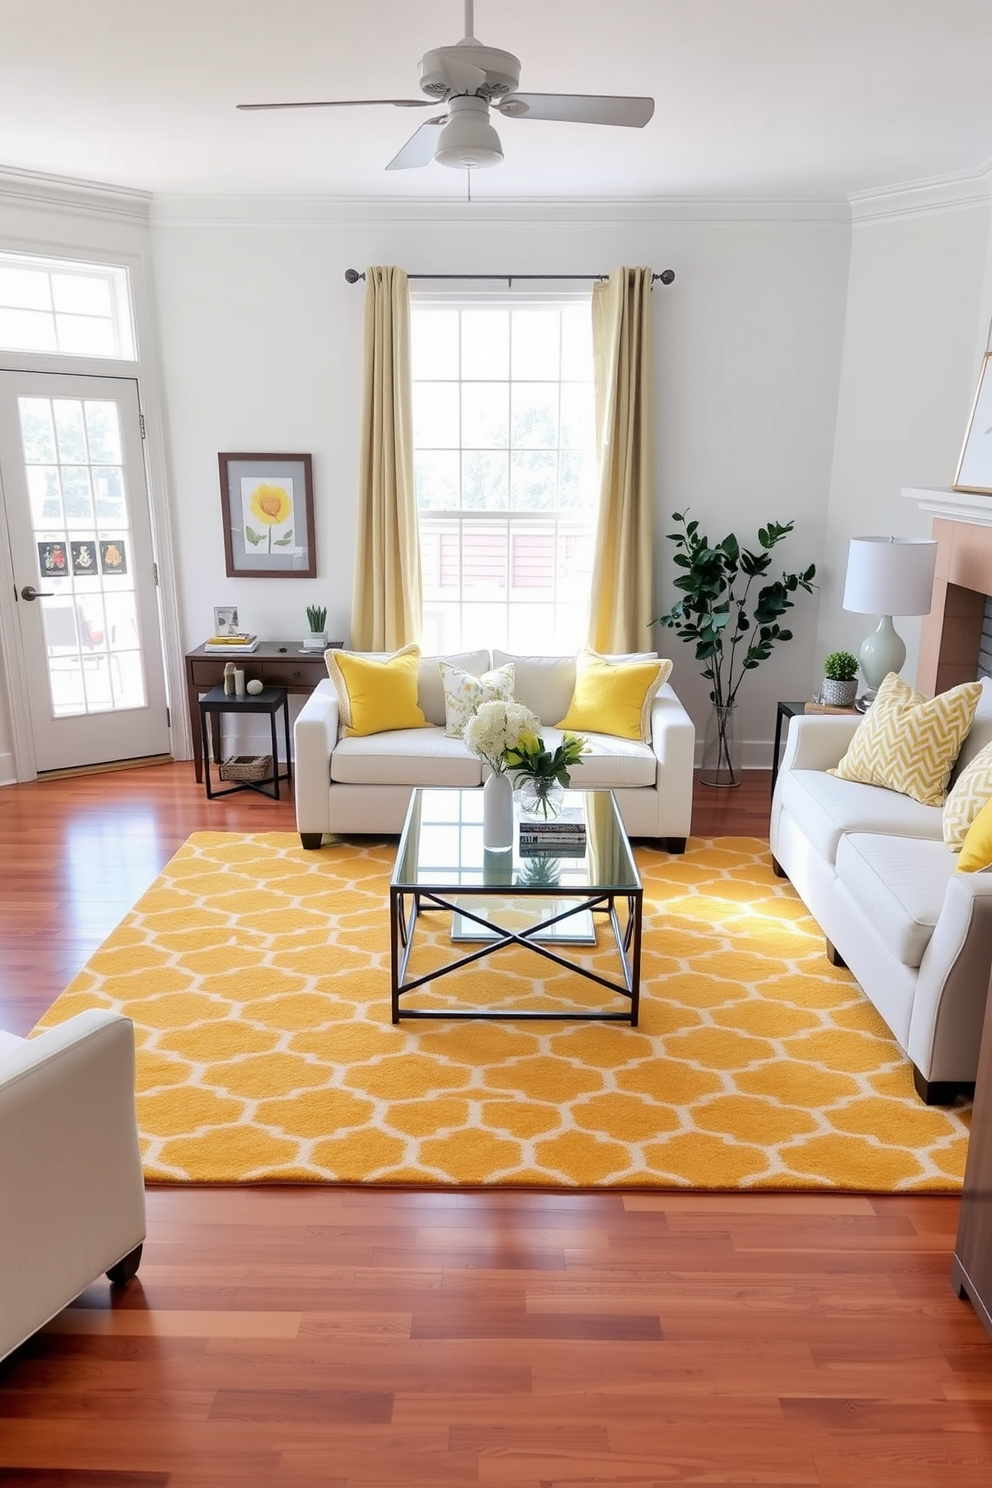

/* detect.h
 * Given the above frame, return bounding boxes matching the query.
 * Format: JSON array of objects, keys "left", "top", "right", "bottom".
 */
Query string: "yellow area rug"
[{"left": 37, "top": 832, "right": 969, "bottom": 1191}]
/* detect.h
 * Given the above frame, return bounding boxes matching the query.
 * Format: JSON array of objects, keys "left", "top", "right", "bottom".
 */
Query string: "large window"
[
  {"left": 411, "top": 298, "right": 597, "bottom": 653},
  {"left": 0, "top": 252, "right": 135, "bottom": 359}
]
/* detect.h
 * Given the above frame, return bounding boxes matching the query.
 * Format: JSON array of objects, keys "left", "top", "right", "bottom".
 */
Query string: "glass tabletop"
[{"left": 392, "top": 787, "right": 641, "bottom": 894}]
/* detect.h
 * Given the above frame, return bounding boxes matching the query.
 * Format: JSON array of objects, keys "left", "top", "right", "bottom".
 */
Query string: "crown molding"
[
  {"left": 0, "top": 164, "right": 151, "bottom": 223},
  {"left": 148, "top": 193, "right": 851, "bottom": 229},
  {"left": 850, "top": 159, "right": 992, "bottom": 224}
]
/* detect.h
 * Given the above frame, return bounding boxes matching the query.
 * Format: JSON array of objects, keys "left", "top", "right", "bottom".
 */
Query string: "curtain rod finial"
[
  {"left": 344, "top": 268, "right": 365, "bottom": 284},
  {"left": 655, "top": 269, "right": 675, "bottom": 285}
]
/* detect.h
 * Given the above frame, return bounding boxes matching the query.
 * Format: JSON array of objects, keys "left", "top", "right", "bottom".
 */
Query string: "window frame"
[{"left": 0, "top": 250, "right": 136, "bottom": 361}]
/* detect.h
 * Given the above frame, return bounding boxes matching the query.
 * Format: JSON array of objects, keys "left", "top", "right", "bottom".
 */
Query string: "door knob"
[{"left": 20, "top": 585, "right": 54, "bottom": 601}]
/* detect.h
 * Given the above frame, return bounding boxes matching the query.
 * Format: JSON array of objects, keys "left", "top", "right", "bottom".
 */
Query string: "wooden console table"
[
  {"left": 952, "top": 975, "right": 992, "bottom": 1341},
  {"left": 184, "top": 641, "right": 339, "bottom": 783}
]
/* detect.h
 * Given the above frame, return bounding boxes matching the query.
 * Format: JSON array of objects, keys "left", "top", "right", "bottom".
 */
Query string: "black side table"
[
  {"left": 198, "top": 685, "right": 292, "bottom": 801},
  {"left": 771, "top": 700, "right": 806, "bottom": 799}
]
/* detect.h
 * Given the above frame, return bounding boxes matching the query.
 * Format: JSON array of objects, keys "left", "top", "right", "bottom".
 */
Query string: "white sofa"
[
  {"left": 0, "top": 1010, "right": 146, "bottom": 1362},
  {"left": 294, "top": 648, "right": 696, "bottom": 850},
  {"left": 769, "top": 685, "right": 992, "bottom": 1103}
]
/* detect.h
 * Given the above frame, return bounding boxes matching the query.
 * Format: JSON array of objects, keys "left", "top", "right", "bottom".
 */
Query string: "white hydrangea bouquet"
[{"left": 463, "top": 698, "right": 541, "bottom": 775}]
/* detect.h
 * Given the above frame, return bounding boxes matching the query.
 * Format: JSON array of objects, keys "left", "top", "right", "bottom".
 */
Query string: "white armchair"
[{"left": 0, "top": 1009, "right": 146, "bottom": 1362}]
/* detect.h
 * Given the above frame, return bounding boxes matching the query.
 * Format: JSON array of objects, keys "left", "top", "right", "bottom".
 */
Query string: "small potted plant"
[
  {"left": 304, "top": 604, "right": 328, "bottom": 651},
  {"left": 822, "top": 650, "right": 859, "bottom": 707}
]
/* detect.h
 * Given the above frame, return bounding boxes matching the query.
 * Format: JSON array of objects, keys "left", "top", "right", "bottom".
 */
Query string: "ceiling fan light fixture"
[{"left": 435, "top": 94, "right": 503, "bottom": 168}]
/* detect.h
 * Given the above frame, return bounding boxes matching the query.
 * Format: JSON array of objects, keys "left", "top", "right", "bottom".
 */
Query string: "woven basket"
[{"left": 219, "top": 754, "right": 272, "bottom": 782}]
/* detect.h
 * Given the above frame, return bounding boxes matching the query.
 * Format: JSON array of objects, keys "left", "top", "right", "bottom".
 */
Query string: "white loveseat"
[
  {"left": 769, "top": 684, "right": 992, "bottom": 1103},
  {"left": 294, "top": 649, "right": 695, "bottom": 850},
  {"left": 0, "top": 1010, "right": 146, "bottom": 1362}
]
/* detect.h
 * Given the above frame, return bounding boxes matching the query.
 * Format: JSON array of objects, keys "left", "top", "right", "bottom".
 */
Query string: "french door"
[{"left": 0, "top": 370, "right": 170, "bottom": 773}]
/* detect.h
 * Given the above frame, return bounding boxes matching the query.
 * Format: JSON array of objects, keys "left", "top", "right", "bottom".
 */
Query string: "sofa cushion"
[
  {"left": 330, "top": 727, "right": 483, "bottom": 787},
  {"left": 835, "top": 833, "right": 956, "bottom": 968},
  {"left": 957, "top": 793, "right": 992, "bottom": 873},
  {"left": 949, "top": 675, "right": 992, "bottom": 780},
  {"left": 531, "top": 727, "right": 658, "bottom": 789},
  {"left": 828, "top": 672, "right": 983, "bottom": 806},
  {"left": 556, "top": 649, "right": 673, "bottom": 743},
  {"left": 944, "top": 739, "right": 992, "bottom": 848},
  {"left": 493, "top": 649, "right": 659, "bottom": 728},
  {"left": 438, "top": 660, "right": 515, "bottom": 738},
  {"left": 778, "top": 768, "right": 943, "bottom": 864},
  {"left": 418, "top": 650, "right": 491, "bottom": 726},
  {"left": 327, "top": 646, "right": 430, "bottom": 737}
]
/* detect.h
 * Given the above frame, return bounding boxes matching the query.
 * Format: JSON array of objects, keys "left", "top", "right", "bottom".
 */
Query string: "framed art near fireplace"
[
  {"left": 218, "top": 452, "right": 316, "bottom": 577},
  {"left": 953, "top": 353, "right": 992, "bottom": 496}
]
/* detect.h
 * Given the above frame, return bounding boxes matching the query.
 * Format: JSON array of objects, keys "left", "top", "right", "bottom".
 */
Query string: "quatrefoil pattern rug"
[{"left": 37, "top": 832, "right": 969, "bottom": 1189}]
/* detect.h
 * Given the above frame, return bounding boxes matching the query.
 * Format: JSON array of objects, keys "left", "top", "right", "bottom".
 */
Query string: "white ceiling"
[{"left": 1, "top": 0, "right": 991, "bottom": 202}]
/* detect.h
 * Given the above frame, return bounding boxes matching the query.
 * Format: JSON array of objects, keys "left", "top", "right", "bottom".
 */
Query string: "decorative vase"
[
  {"left": 821, "top": 677, "right": 858, "bottom": 707},
  {"left": 482, "top": 771, "right": 514, "bottom": 851},
  {"left": 517, "top": 776, "right": 565, "bottom": 820},
  {"left": 302, "top": 631, "right": 327, "bottom": 652},
  {"left": 699, "top": 703, "right": 741, "bottom": 788}
]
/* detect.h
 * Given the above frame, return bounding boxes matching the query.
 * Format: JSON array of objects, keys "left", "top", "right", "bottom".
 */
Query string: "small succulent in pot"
[{"left": 822, "top": 650, "right": 859, "bottom": 706}]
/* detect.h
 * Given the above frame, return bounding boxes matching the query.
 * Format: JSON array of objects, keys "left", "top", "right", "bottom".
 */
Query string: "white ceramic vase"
[{"left": 482, "top": 771, "right": 514, "bottom": 852}]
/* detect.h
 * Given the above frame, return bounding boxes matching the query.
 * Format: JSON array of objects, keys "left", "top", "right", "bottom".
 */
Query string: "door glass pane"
[{"left": 18, "top": 395, "right": 146, "bottom": 719}]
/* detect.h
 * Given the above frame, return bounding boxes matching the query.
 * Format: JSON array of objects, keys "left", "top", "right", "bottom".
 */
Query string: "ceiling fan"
[{"left": 237, "top": 0, "right": 654, "bottom": 172}]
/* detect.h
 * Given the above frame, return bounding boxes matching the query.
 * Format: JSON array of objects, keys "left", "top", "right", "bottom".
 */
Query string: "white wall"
[
  {"left": 818, "top": 194, "right": 992, "bottom": 687},
  {"left": 150, "top": 198, "right": 852, "bottom": 761}
]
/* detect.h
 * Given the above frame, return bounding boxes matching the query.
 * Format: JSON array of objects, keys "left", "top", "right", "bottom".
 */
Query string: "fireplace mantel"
[
  {"left": 902, "top": 488, "right": 992, "bottom": 693},
  {"left": 904, "top": 486, "right": 992, "bottom": 528}
]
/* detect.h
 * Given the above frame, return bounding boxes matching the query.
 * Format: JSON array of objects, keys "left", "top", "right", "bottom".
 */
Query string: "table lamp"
[{"left": 842, "top": 536, "right": 938, "bottom": 706}]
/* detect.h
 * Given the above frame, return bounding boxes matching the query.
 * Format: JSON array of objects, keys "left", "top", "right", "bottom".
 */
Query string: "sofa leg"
[
  {"left": 825, "top": 938, "right": 846, "bottom": 968},
  {"left": 664, "top": 837, "right": 687, "bottom": 855},
  {"left": 913, "top": 1067, "right": 974, "bottom": 1106},
  {"left": 770, "top": 856, "right": 787, "bottom": 879},
  {"left": 106, "top": 1242, "right": 143, "bottom": 1286},
  {"left": 300, "top": 832, "right": 323, "bottom": 850}
]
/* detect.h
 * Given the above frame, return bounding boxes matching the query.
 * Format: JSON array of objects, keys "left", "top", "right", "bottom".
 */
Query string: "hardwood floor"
[{"left": 0, "top": 763, "right": 989, "bottom": 1486}]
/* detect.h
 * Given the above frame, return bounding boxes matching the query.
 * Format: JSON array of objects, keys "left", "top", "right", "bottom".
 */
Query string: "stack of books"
[
  {"left": 204, "top": 634, "right": 259, "bottom": 654},
  {"left": 518, "top": 805, "right": 587, "bottom": 858}
]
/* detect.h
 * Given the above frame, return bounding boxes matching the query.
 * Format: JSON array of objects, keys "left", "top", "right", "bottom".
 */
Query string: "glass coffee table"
[{"left": 389, "top": 787, "right": 643, "bottom": 1024}]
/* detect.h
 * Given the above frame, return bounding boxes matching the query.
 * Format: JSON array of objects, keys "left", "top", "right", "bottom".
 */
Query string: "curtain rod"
[{"left": 344, "top": 268, "right": 675, "bottom": 287}]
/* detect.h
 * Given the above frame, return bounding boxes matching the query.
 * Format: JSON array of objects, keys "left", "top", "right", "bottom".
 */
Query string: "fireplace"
[{"left": 906, "top": 490, "right": 992, "bottom": 695}]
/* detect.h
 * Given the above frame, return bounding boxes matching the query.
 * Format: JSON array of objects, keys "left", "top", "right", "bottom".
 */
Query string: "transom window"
[
  {"left": 411, "top": 298, "right": 597, "bottom": 653},
  {"left": 0, "top": 252, "right": 135, "bottom": 360}
]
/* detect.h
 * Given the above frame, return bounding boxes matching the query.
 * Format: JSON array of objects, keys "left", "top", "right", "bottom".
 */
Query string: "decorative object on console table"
[
  {"left": 218, "top": 452, "right": 316, "bottom": 578},
  {"left": 652, "top": 511, "right": 816, "bottom": 788},
  {"left": 953, "top": 351, "right": 992, "bottom": 496},
  {"left": 821, "top": 650, "right": 859, "bottom": 707},
  {"left": 213, "top": 605, "right": 239, "bottom": 636},
  {"left": 303, "top": 604, "right": 328, "bottom": 651},
  {"left": 842, "top": 535, "right": 938, "bottom": 708}
]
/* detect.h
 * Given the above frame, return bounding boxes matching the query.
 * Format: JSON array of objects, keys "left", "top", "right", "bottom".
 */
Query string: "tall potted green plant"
[{"left": 651, "top": 512, "right": 816, "bottom": 787}]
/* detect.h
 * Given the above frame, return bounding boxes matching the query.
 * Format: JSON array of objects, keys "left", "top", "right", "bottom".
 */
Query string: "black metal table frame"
[
  {"left": 389, "top": 882, "right": 643, "bottom": 1025},
  {"left": 198, "top": 685, "right": 293, "bottom": 801}
]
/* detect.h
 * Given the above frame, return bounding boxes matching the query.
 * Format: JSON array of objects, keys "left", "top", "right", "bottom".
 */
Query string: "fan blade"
[
  {"left": 495, "top": 93, "right": 654, "bottom": 127},
  {"left": 236, "top": 98, "right": 432, "bottom": 111},
  {"left": 386, "top": 117, "right": 447, "bottom": 170}
]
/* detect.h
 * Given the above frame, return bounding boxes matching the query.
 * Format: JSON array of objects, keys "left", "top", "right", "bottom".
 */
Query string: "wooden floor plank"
[{"left": 1, "top": 764, "right": 990, "bottom": 1485}]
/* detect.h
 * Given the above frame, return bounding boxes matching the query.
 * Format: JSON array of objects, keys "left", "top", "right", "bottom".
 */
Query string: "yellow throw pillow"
[
  {"left": 325, "top": 644, "right": 428, "bottom": 737},
  {"left": 828, "top": 672, "right": 982, "bottom": 807},
  {"left": 943, "top": 740, "right": 992, "bottom": 849},
  {"left": 556, "top": 648, "right": 673, "bottom": 743},
  {"left": 957, "top": 793, "right": 992, "bottom": 872}
]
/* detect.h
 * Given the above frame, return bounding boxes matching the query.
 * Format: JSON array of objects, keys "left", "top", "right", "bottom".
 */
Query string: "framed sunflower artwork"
[{"left": 218, "top": 453, "right": 316, "bottom": 577}]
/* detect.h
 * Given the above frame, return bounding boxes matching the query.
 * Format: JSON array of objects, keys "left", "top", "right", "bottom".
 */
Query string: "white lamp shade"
[
  {"left": 435, "top": 96, "right": 503, "bottom": 169},
  {"left": 842, "top": 536, "right": 938, "bottom": 617}
]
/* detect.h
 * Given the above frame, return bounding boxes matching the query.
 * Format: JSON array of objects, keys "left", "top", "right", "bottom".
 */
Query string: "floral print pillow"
[{"left": 438, "top": 661, "right": 515, "bottom": 738}]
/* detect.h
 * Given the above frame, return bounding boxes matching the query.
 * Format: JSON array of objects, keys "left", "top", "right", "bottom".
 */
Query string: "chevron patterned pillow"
[
  {"left": 828, "top": 672, "right": 983, "bottom": 806},
  {"left": 944, "top": 739, "right": 992, "bottom": 848}
]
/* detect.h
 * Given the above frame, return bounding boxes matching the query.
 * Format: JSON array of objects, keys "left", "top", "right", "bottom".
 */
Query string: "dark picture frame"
[
  {"left": 218, "top": 453, "right": 316, "bottom": 578},
  {"left": 953, "top": 353, "right": 992, "bottom": 496}
]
